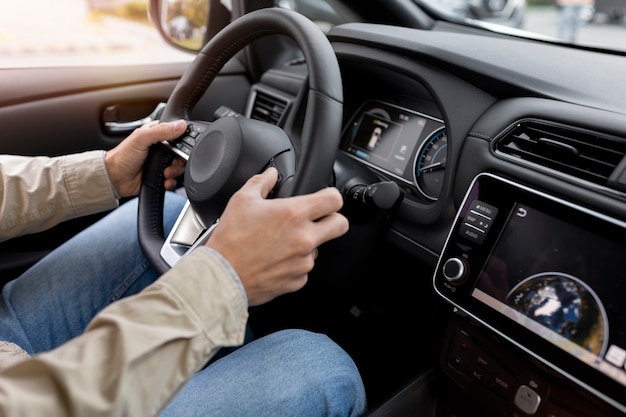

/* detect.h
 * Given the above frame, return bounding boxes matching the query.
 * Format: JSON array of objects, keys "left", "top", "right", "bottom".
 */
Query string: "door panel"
[
  {"left": 0, "top": 59, "right": 250, "bottom": 156},
  {"left": 0, "top": 57, "right": 251, "bottom": 282}
]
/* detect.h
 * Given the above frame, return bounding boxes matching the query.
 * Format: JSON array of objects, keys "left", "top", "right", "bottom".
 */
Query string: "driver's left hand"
[{"left": 105, "top": 119, "right": 187, "bottom": 197}]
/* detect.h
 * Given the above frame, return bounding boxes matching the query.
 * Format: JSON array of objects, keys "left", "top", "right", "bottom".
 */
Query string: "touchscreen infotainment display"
[
  {"left": 473, "top": 203, "right": 626, "bottom": 385},
  {"left": 434, "top": 173, "right": 626, "bottom": 412}
]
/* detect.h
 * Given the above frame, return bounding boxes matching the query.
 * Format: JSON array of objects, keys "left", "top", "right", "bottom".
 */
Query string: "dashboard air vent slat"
[
  {"left": 495, "top": 120, "right": 626, "bottom": 186},
  {"left": 250, "top": 91, "right": 288, "bottom": 125}
]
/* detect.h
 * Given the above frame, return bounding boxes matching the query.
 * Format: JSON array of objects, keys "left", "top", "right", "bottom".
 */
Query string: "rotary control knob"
[{"left": 442, "top": 257, "right": 468, "bottom": 284}]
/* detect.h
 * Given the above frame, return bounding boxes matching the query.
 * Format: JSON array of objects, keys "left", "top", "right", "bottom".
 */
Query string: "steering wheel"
[{"left": 138, "top": 8, "right": 343, "bottom": 275}]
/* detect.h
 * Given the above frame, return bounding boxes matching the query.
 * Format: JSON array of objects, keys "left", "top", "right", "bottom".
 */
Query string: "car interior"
[{"left": 1, "top": 0, "right": 626, "bottom": 415}]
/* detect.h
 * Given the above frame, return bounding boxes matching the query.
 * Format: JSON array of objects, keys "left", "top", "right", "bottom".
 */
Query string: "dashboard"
[
  {"left": 322, "top": 20, "right": 626, "bottom": 417},
  {"left": 436, "top": 173, "right": 626, "bottom": 414},
  {"left": 241, "top": 14, "right": 626, "bottom": 415}
]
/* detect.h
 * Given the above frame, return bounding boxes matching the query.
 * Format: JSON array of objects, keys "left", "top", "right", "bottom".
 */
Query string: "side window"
[{"left": 0, "top": 0, "right": 193, "bottom": 69}]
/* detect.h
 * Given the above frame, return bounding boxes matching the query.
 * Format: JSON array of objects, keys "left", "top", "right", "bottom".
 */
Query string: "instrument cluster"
[{"left": 340, "top": 100, "right": 446, "bottom": 201}]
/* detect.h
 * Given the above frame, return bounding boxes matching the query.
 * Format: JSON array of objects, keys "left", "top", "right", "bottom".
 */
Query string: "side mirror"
[{"left": 148, "top": 0, "right": 231, "bottom": 53}]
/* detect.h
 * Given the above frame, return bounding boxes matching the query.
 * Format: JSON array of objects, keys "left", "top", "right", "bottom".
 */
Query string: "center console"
[
  {"left": 433, "top": 173, "right": 626, "bottom": 416},
  {"left": 367, "top": 172, "right": 626, "bottom": 417}
]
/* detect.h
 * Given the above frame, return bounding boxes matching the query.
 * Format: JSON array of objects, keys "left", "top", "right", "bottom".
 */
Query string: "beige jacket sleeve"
[
  {"left": 0, "top": 246, "right": 249, "bottom": 417},
  {"left": 0, "top": 151, "right": 119, "bottom": 242}
]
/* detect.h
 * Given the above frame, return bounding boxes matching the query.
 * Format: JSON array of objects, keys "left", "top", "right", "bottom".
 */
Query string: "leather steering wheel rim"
[{"left": 138, "top": 8, "right": 343, "bottom": 275}]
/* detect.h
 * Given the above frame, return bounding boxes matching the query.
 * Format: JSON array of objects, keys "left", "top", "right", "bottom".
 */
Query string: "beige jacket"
[{"left": 0, "top": 151, "right": 248, "bottom": 416}]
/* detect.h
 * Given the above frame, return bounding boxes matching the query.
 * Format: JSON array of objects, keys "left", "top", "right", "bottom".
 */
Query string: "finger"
[
  {"left": 172, "top": 157, "right": 186, "bottom": 167},
  {"left": 163, "top": 178, "right": 179, "bottom": 191},
  {"left": 140, "top": 120, "right": 187, "bottom": 146},
  {"left": 163, "top": 159, "right": 186, "bottom": 179},
  {"left": 310, "top": 212, "right": 349, "bottom": 244},
  {"left": 297, "top": 187, "right": 345, "bottom": 221},
  {"left": 243, "top": 167, "right": 279, "bottom": 199},
  {"left": 164, "top": 166, "right": 184, "bottom": 180}
]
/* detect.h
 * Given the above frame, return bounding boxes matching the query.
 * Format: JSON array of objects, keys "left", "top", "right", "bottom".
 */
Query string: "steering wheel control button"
[
  {"left": 442, "top": 257, "right": 467, "bottom": 284},
  {"left": 169, "top": 123, "right": 209, "bottom": 158},
  {"left": 459, "top": 200, "right": 498, "bottom": 245},
  {"left": 513, "top": 385, "right": 541, "bottom": 415}
]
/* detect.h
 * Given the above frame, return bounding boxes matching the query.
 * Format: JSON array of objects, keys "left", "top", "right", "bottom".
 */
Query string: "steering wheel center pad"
[{"left": 186, "top": 116, "right": 295, "bottom": 226}]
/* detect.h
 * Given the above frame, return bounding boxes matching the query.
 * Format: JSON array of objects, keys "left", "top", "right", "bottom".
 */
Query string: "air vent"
[
  {"left": 249, "top": 91, "right": 288, "bottom": 125},
  {"left": 495, "top": 120, "right": 626, "bottom": 186}
]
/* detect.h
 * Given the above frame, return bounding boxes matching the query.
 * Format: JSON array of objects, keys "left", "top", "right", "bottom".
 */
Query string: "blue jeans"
[
  {"left": 159, "top": 328, "right": 366, "bottom": 417},
  {"left": 0, "top": 192, "right": 366, "bottom": 416},
  {"left": 0, "top": 193, "right": 187, "bottom": 353}
]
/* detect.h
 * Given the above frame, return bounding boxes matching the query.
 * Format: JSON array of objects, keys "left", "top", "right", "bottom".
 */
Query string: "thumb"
[
  {"left": 142, "top": 120, "right": 187, "bottom": 146},
  {"left": 246, "top": 167, "right": 279, "bottom": 199}
]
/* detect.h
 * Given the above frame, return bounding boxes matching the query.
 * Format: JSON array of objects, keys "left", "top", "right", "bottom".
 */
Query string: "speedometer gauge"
[{"left": 414, "top": 128, "right": 447, "bottom": 200}]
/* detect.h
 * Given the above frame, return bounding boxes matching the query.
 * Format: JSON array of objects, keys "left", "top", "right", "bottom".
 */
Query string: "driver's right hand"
[{"left": 205, "top": 167, "right": 348, "bottom": 306}]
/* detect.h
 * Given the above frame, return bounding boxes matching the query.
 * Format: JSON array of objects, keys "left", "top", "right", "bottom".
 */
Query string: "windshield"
[
  {"left": 418, "top": 0, "right": 625, "bottom": 52},
  {"left": 2, "top": 0, "right": 624, "bottom": 69},
  {"left": 278, "top": 0, "right": 626, "bottom": 54}
]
